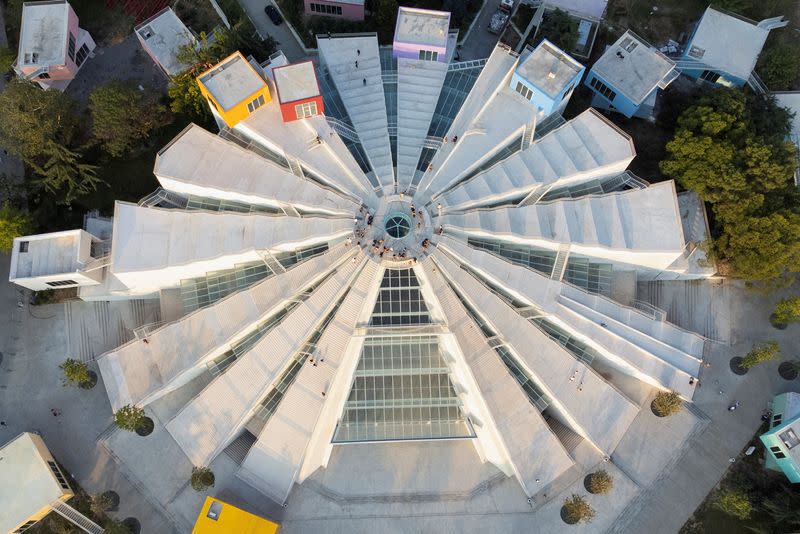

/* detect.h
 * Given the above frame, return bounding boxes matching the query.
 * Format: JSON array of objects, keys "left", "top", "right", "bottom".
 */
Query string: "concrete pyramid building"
[{"left": 0, "top": 7, "right": 716, "bottom": 524}]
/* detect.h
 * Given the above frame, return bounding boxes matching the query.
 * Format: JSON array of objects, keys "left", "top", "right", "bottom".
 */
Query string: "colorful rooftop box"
[
  {"left": 272, "top": 60, "right": 324, "bottom": 123},
  {"left": 192, "top": 496, "right": 280, "bottom": 534},
  {"left": 393, "top": 7, "right": 450, "bottom": 62},
  {"left": 761, "top": 392, "right": 800, "bottom": 483},
  {"left": 511, "top": 40, "right": 585, "bottom": 119},
  {"left": 197, "top": 51, "right": 271, "bottom": 128}
]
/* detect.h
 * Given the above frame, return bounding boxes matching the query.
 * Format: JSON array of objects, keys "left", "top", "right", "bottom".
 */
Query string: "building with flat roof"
[
  {"left": 679, "top": 7, "right": 787, "bottom": 88},
  {"left": 761, "top": 392, "right": 800, "bottom": 483},
  {"left": 393, "top": 7, "right": 451, "bottom": 61},
  {"left": 12, "top": 10, "right": 719, "bottom": 528},
  {"left": 304, "top": 0, "right": 364, "bottom": 20},
  {"left": 13, "top": 0, "right": 96, "bottom": 90},
  {"left": 511, "top": 39, "right": 584, "bottom": 119},
  {"left": 0, "top": 433, "right": 74, "bottom": 533},
  {"left": 584, "top": 30, "right": 678, "bottom": 119},
  {"left": 272, "top": 60, "right": 324, "bottom": 123},
  {"left": 192, "top": 496, "right": 280, "bottom": 533},
  {"left": 135, "top": 7, "right": 195, "bottom": 77},
  {"left": 197, "top": 51, "right": 271, "bottom": 128}
]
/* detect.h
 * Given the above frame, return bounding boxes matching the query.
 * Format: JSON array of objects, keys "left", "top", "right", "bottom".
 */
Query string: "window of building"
[
  {"left": 206, "top": 501, "right": 223, "bottom": 520},
  {"left": 294, "top": 101, "right": 318, "bottom": 119},
  {"left": 75, "top": 44, "right": 90, "bottom": 67},
  {"left": 418, "top": 50, "right": 438, "bottom": 61},
  {"left": 68, "top": 33, "right": 76, "bottom": 62},
  {"left": 619, "top": 37, "right": 638, "bottom": 52},
  {"left": 246, "top": 94, "right": 266, "bottom": 113},
  {"left": 19, "top": 241, "right": 29, "bottom": 253},
  {"left": 14, "top": 520, "right": 38, "bottom": 533},
  {"left": 515, "top": 81, "right": 533, "bottom": 101},
  {"left": 770, "top": 446, "right": 787, "bottom": 459},
  {"left": 38, "top": 72, "right": 50, "bottom": 80},
  {"left": 688, "top": 45, "right": 705, "bottom": 59},
  {"left": 46, "top": 280, "right": 78, "bottom": 287},
  {"left": 773, "top": 413, "right": 783, "bottom": 427},
  {"left": 589, "top": 77, "right": 616, "bottom": 102},
  {"left": 47, "top": 460, "right": 70, "bottom": 490},
  {"left": 779, "top": 428, "right": 799, "bottom": 449},
  {"left": 309, "top": 2, "right": 342, "bottom": 15},
  {"left": 562, "top": 83, "right": 574, "bottom": 101},
  {"left": 700, "top": 70, "right": 720, "bottom": 83}
]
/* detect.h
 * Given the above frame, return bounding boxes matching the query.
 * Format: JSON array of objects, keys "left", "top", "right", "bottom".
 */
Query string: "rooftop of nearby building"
[
  {"left": 273, "top": 60, "right": 321, "bottom": 103},
  {"left": 17, "top": 0, "right": 70, "bottom": 68},
  {"left": 685, "top": 7, "right": 772, "bottom": 80},
  {"left": 192, "top": 497, "right": 279, "bottom": 533},
  {"left": 591, "top": 30, "right": 677, "bottom": 105},
  {"left": 516, "top": 40, "right": 583, "bottom": 98},
  {"left": 394, "top": 7, "right": 450, "bottom": 47},
  {"left": 0, "top": 433, "right": 71, "bottom": 534},
  {"left": 135, "top": 7, "right": 195, "bottom": 76},
  {"left": 198, "top": 52, "right": 267, "bottom": 111},
  {"left": 9, "top": 230, "right": 88, "bottom": 280}
]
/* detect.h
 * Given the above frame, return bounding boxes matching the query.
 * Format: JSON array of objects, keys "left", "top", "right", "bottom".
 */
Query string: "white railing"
[
  {"left": 51, "top": 501, "right": 105, "bottom": 534},
  {"left": 134, "top": 321, "right": 167, "bottom": 340},
  {"left": 632, "top": 299, "right": 667, "bottom": 321},
  {"left": 326, "top": 116, "right": 360, "bottom": 143},
  {"left": 447, "top": 58, "right": 488, "bottom": 72},
  {"left": 422, "top": 136, "right": 443, "bottom": 150}
]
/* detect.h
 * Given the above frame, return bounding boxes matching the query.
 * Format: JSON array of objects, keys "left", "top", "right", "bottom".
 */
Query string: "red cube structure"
[{"left": 272, "top": 60, "right": 324, "bottom": 123}]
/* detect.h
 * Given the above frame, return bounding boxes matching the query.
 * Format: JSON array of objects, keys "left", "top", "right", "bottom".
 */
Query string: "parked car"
[
  {"left": 499, "top": 0, "right": 514, "bottom": 12},
  {"left": 488, "top": 10, "right": 509, "bottom": 34},
  {"left": 265, "top": 4, "right": 283, "bottom": 25}
]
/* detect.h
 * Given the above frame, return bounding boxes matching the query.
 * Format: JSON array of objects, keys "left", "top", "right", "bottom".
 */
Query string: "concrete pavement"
[{"left": 0, "top": 253, "right": 175, "bottom": 532}]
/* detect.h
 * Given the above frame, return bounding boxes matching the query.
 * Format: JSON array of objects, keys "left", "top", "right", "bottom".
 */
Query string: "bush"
[
  {"left": 652, "top": 390, "right": 682, "bottom": 417},
  {"left": 562, "top": 494, "right": 595, "bottom": 524},
  {"left": 772, "top": 297, "right": 800, "bottom": 326},
  {"left": 742, "top": 341, "right": 780, "bottom": 369},
  {"left": 114, "top": 405, "right": 147, "bottom": 432},
  {"left": 60, "top": 358, "right": 91, "bottom": 387},
  {"left": 759, "top": 43, "right": 800, "bottom": 90},
  {"left": 714, "top": 488, "right": 753, "bottom": 520},
  {"left": 103, "top": 519, "right": 132, "bottom": 534},
  {"left": 191, "top": 466, "right": 215, "bottom": 492},
  {"left": 0, "top": 202, "right": 33, "bottom": 252},
  {"left": 587, "top": 470, "right": 613, "bottom": 494},
  {"left": 0, "top": 47, "right": 15, "bottom": 73}
]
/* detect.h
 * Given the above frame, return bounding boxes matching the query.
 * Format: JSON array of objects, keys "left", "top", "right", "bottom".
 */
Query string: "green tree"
[
  {"left": 31, "top": 141, "right": 102, "bottom": 204},
  {"left": 772, "top": 297, "right": 800, "bottom": 325},
  {"left": 587, "top": 470, "right": 613, "bottom": 495},
  {"left": 759, "top": 43, "right": 800, "bottom": 90},
  {"left": 89, "top": 80, "right": 170, "bottom": 156},
  {"left": 660, "top": 89, "right": 800, "bottom": 285},
  {"left": 714, "top": 488, "right": 753, "bottom": 520},
  {"left": 190, "top": 466, "right": 215, "bottom": 491},
  {"left": 652, "top": 390, "right": 682, "bottom": 417},
  {"left": 562, "top": 494, "right": 595, "bottom": 524},
  {"left": 0, "top": 80, "right": 79, "bottom": 165},
  {"left": 741, "top": 341, "right": 780, "bottom": 369},
  {"left": 762, "top": 486, "right": 800, "bottom": 530},
  {"left": 0, "top": 203, "right": 32, "bottom": 252},
  {"left": 59, "top": 358, "right": 91, "bottom": 387},
  {"left": 538, "top": 9, "right": 578, "bottom": 52},
  {"left": 0, "top": 47, "right": 16, "bottom": 73},
  {"left": 114, "top": 404, "right": 147, "bottom": 432}
]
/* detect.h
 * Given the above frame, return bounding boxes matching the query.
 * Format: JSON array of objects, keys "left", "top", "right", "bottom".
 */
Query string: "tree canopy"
[
  {"left": 0, "top": 202, "right": 32, "bottom": 252},
  {"left": 89, "top": 80, "right": 170, "bottom": 156},
  {"left": 660, "top": 89, "right": 800, "bottom": 285}
]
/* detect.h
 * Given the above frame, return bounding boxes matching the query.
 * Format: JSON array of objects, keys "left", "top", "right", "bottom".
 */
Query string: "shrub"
[
  {"left": 103, "top": 519, "right": 132, "bottom": 534},
  {"left": 587, "top": 470, "right": 613, "bottom": 495},
  {"left": 714, "top": 488, "right": 753, "bottom": 520},
  {"left": 191, "top": 466, "right": 215, "bottom": 492},
  {"left": 60, "top": 358, "right": 91, "bottom": 387},
  {"left": 742, "top": 341, "right": 780, "bottom": 369},
  {"left": 652, "top": 390, "right": 682, "bottom": 417},
  {"left": 562, "top": 494, "right": 595, "bottom": 524},
  {"left": 772, "top": 297, "right": 800, "bottom": 326},
  {"left": 0, "top": 202, "right": 33, "bottom": 252},
  {"left": 114, "top": 405, "right": 147, "bottom": 432}
]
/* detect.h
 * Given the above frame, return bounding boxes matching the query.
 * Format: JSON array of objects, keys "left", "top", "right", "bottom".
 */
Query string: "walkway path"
[{"left": 238, "top": 0, "right": 306, "bottom": 62}]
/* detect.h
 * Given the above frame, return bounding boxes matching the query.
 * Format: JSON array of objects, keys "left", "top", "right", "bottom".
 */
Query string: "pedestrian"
[
  {"left": 600, "top": 322, "right": 607, "bottom": 328},
  {"left": 363, "top": 78, "right": 366, "bottom": 86},
  {"left": 428, "top": 163, "right": 433, "bottom": 171},
  {"left": 327, "top": 32, "right": 332, "bottom": 39},
  {"left": 0, "top": 421, "right": 7, "bottom": 427},
  {"left": 316, "top": 135, "right": 322, "bottom": 145},
  {"left": 321, "top": 391, "right": 326, "bottom": 397},
  {"left": 443, "top": 136, "right": 448, "bottom": 143},
  {"left": 142, "top": 338, "right": 149, "bottom": 344},
  {"left": 689, "top": 377, "right": 695, "bottom": 386},
  {"left": 357, "top": 49, "right": 361, "bottom": 56},
  {"left": 355, "top": 60, "right": 358, "bottom": 68},
  {"left": 453, "top": 135, "right": 458, "bottom": 143}
]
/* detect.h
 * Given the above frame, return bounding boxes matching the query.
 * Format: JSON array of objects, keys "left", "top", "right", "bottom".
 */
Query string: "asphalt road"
[
  {"left": 239, "top": 0, "right": 307, "bottom": 62},
  {"left": 458, "top": 0, "right": 505, "bottom": 60}
]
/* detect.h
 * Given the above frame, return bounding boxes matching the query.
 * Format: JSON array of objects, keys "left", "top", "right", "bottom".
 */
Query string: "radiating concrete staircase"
[
  {"left": 396, "top": 57, "right": 448, "bottom": 192},
  {"left": 318, "top": 36, "right": 395, "bottom": 192}
]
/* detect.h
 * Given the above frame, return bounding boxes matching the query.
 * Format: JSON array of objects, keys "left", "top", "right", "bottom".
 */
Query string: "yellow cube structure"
[
  {"left": 197, "top": 51, "right": 272, "bottom": 128},
  {"left": 192, "top": 496, "right": 280, "bottom": 534}
]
